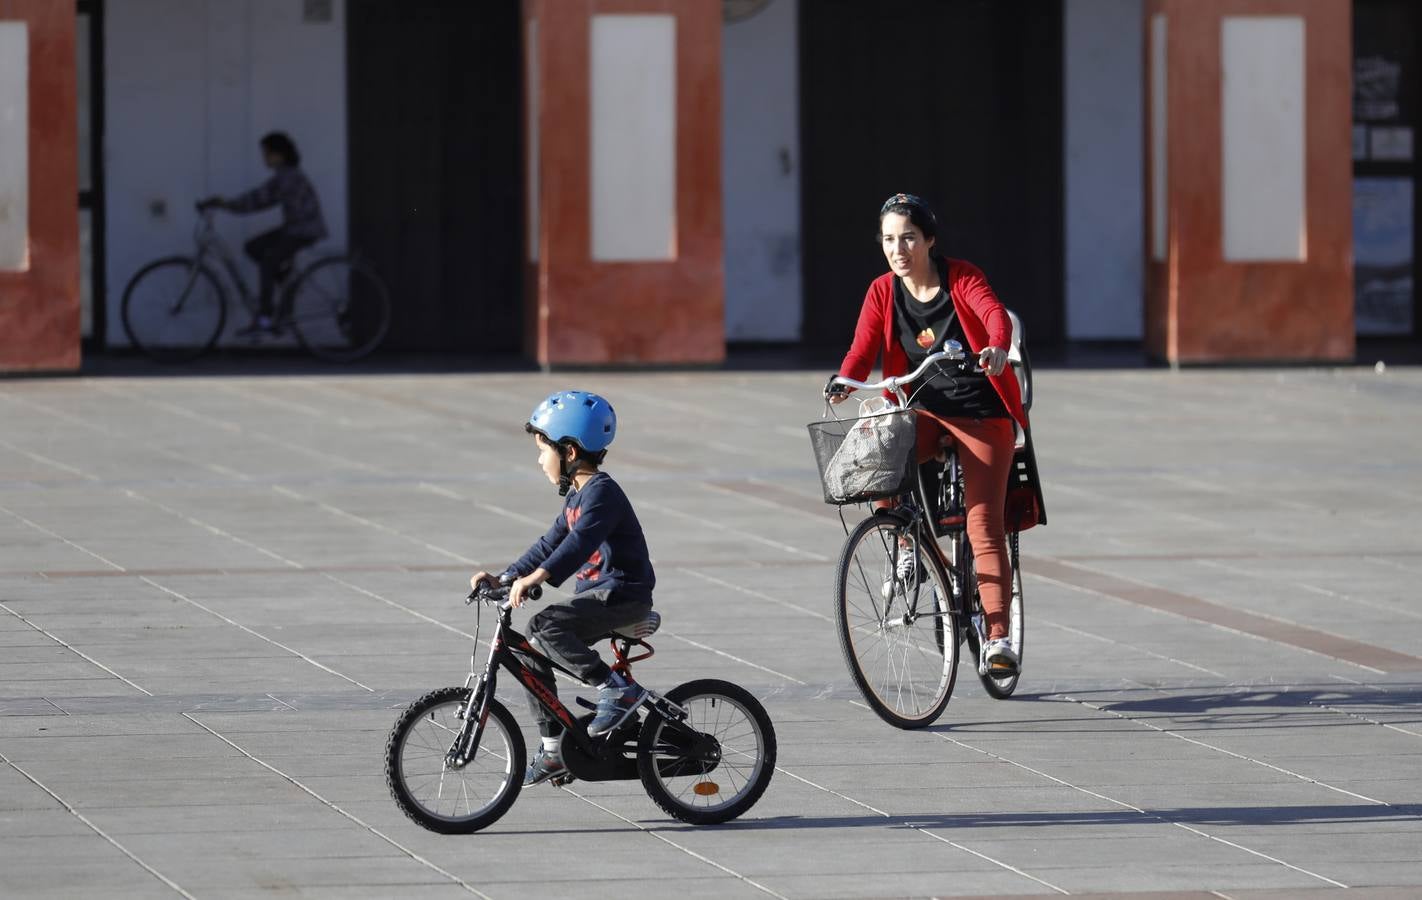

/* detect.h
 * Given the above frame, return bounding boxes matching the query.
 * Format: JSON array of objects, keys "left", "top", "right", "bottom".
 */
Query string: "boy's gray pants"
[{"left": 511, "top": 589, "right": 653, "bottom": 738}]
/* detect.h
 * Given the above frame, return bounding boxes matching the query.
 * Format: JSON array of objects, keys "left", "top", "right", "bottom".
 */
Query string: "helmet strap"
[{"left": 556, "top": 443, "right": 579, "bottom": 497}]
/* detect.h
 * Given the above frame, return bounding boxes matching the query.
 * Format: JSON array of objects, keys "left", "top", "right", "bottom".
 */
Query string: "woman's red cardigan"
[{"left": 837, "top": 258, "right": 1028, "bottom": 433}]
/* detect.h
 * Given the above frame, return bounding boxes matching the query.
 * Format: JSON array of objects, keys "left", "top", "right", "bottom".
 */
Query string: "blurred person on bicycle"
[
  {"left": 468, "top": 391, "right": 656, "bottom": 787},
  {"left": 198, "top": 131, "right": 328, "bottom": 336},
  {"left": 827, "top": 193, "right": 1028, "bottom": 673}
]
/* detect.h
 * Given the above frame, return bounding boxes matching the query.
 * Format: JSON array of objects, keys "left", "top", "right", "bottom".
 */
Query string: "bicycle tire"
[
  {"left": 385, "top": 687, "right": 524, "bottom": 834},
  {"left": 286, "top": 256, "right": 391, "bottom": 362},
  {"left": 120, "top": 256, "right": 227, "bottom": 362},
  {"left": 979, "top": 532, "right": 1024, "bottom": 699},
  {"left": 835, "top": 516, "right": 958, "bottom": 728},
  {"left": 637, "top": 679, "right": 776, "bottom": 825}
]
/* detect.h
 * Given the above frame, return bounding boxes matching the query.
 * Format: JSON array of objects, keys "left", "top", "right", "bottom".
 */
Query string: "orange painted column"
[
  {"left": 0, "top": 1, "right": 79, "bottom": 373},
  {"left": 522, "top": 0, "right": 724, "bottom": 368},
  {"left": 1144, "top": 0, "right": 1352, "bottom": 364}
]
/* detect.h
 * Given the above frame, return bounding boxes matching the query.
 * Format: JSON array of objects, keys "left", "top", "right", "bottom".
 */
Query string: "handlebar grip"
[{"left": 467, "top": 582, "right": 543, "bottom": 605}]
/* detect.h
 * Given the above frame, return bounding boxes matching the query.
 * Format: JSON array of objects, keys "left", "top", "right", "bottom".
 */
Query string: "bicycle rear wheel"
[
  {"left": 385, "top": 687, "right": 524, "bottom": 834},
  {"left": 637, "top": 679, "right": 776, "bottom": 825},
  {"left": 835, "top": 515, "right": 958, "bottom": 728},
  {"left": 286, "top": 257, "right": 391, "bottom": 362},
  {"left": 120, "top": 256, "right": 226, "bottom": 362}
]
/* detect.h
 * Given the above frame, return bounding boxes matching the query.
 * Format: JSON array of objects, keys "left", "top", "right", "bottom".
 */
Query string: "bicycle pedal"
[{"left": 550, "top": 772, "right": 577, "bottom": 788}]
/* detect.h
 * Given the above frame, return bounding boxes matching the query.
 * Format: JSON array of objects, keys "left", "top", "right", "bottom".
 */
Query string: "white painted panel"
[
  {"left": 590, "top": 15, "right": 675, "bottom": 261},
  {"left": 1222, "top": 16, "right": 1306, "bottom": 261},
  {"left": 0, "top": 22, "right": 28, "bottom": 272},
  {"left": 1150, "top": 13, "right": 1167, "bottom": 263},
  {"left": 722, "top": 0, "right": 802, "bottom": 341},
  {"left": 104, "top": 0, "right": 348, "bottom": 346},
  {"left": 1063, "top": 0, "right": 1143, "bottom": 340},
  {"left": 527, "top": 18, "right": 539, "bottom": 263}
]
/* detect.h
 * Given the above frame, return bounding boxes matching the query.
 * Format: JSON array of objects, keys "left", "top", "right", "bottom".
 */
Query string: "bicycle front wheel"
[
  {"left": 120, "top": 256, "right": 226, "bottom": 362},
  {"left": 836, "top": 516, "right": 959, "bottom": 728},
  {"left": 286, "top": 257, "right": 391, "bottom": 362},
  {"left": 385, "top": 687, "right": 524, "bottom": 834}
]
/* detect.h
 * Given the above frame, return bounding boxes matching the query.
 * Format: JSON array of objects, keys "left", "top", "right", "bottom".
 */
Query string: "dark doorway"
[
  {"left": 347, "top": 0, "right": 523, "bottom": 352},
  {"left": 1353, "top": 0, "right": 1421, "bottom": 341},
  {"left": 798, "top": 0, "right": 1064, "bottom": 351},
  {"left": 78, "top": 0, "right": 106, "bottom": 352}
]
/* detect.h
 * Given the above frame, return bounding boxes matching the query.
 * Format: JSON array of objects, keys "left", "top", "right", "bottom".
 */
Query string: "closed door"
[
  {"left": 347, "top": 0, "right": 523, "bottom": 352},
  {"left": 799, "top": 1, "right": 1064, "bottom": 351}
]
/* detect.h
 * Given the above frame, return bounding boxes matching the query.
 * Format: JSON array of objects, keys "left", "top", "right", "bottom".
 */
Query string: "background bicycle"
[
  {"left": 811, "top": 326, "right": 1039, "bottom": 728},
  {"left": 120, "top": 206, "right": 391, "bottom": 363}
]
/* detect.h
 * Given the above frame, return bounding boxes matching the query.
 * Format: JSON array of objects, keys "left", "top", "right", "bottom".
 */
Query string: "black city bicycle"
[
  {"left": 815, "top": 342, "right": 1030, "bottom": 728},
  {"left": 120, "top": 205, "right": 391, "bottom": 363},
  {"left": 385, "top": 580, "right": 776, "bottom": 833}
]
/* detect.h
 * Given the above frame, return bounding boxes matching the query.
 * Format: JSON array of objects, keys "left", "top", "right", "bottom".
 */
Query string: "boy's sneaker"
[
  {"left": 588, "top": 680, "right": 646, "bottom": 736},
  {"left": 523, "top": 747, "right": 567, "bottom": 786},
  {"left": 980, "top": 637, "right": 1019, "bottom": 676}
]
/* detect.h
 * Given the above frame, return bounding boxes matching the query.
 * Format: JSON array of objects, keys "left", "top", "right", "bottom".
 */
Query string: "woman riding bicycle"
[
  {"left": 827, "top": 192, "right": 1028, "bottom": 672},
  {"left": 199, "top": 131, "right": 327, "bottom": 336}
]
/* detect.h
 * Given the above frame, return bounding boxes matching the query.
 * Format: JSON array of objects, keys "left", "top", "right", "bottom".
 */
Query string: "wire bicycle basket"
[{"left": 807, "top": 405, "right": 918, "bottom": 505}]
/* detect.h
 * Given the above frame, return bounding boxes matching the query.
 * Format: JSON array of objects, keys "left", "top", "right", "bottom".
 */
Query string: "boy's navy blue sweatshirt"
[{"left": 505, "top": 472, "right": 655, "bottom": 603}]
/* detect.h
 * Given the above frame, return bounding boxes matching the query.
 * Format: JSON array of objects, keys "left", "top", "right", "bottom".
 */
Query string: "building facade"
[{"left": 0, "top": 0, "right": 1414, "bottom": 371}]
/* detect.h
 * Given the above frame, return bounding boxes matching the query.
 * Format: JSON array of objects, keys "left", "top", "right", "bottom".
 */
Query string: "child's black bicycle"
[
  {"left": 813, "top": 342, "right": 1029, "bottom": 728},
  {"left": 384, "top": 580, "right": 776, "bottom": 833}
]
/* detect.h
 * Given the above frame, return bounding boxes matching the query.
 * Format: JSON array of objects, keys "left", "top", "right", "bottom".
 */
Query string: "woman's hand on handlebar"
[
  {"left": 824, "top": 374, "right": 850, "bottom": 405},
  {"left": 978, "top": 346, "right": 1008, "bottom": 377}
]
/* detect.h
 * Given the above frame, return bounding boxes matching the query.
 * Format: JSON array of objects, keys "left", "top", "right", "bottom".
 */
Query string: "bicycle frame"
[
  {"left": 827, "top": 344, "right": 1018, "bottom": 630},
  {"left": 188, "top": 210, "right": 320, "bottom": 318},
  {"left": 451, "top": 593, "right": 693, "bottom": 782},
  {"left": 187, "top": 211, "right": 259, "bottom": 314}
]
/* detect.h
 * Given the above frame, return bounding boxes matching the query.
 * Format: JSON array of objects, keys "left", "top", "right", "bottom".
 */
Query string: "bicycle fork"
[{"left": 447, "top": 673, "right": 492, "bottom": 769}]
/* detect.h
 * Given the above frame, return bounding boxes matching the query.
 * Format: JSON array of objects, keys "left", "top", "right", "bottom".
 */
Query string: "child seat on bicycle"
[{"left": 469, "top": 390, "right": 656, "bottom": 786}]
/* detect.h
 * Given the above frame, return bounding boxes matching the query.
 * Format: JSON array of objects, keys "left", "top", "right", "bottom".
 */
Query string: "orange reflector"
[{"left": 693, "top": 781, "right": 721, "bottom": 796}]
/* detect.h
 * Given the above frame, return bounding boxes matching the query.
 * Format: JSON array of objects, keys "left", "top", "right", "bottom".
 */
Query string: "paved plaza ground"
[{"left": 1, "top": 359, "right": 1420, "bottom": 899}]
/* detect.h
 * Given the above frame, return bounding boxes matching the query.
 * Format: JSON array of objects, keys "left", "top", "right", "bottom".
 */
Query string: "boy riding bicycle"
[{"left": 469, "top": 391, "right": 655, "bottom": 786}]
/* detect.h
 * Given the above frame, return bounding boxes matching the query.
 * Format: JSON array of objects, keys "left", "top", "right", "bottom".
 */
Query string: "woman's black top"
[{"left": 892, "top": 273, "right": 1008, "bottom": 420}]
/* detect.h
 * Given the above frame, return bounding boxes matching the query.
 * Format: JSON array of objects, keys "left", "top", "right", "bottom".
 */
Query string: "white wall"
[
  {"left": 0, "top": 22, "right": 27, "bottom": 272},
  {"left": 721, "top": 0, "right": 802, "bottom": 342},
  {"left": 104, "top": 0, "right": 347, "bottom": 346},
  {"left": 591, "top": 14, "right": 676, "bottom": 262},
  {"left": 1064, "top": 0, "right": 1144, "bottom": 340}
]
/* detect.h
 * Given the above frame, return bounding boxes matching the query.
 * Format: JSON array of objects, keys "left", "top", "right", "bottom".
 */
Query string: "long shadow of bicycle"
[
  {"left": 1058, "top": 682, "right": 1422, "bottom": 723},
  {"left": 499, "top": 801, "right": 1422, "bottom": 836}
]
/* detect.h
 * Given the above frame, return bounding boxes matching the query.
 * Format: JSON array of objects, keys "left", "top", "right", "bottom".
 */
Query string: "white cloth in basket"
[{"left": 823, "top": 400, "right": 914, "bottom": 502}]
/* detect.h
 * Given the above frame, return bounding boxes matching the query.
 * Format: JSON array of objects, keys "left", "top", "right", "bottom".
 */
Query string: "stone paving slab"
[{"left": 1, "top": 365, "right": 1421, "bottom": 898}]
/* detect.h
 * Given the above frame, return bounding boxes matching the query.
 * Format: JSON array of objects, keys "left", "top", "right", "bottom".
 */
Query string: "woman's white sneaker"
[{"left": 980, "top": 637, "right": 1019, "bottom": 675}]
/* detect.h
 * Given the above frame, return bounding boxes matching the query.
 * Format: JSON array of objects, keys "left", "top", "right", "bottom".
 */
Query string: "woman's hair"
[
  {"left": 878, "top": 192, "right": 940, "bottom": 256},
  {"left": 260, "top": 131, "right": 300, "bottom": 166}
]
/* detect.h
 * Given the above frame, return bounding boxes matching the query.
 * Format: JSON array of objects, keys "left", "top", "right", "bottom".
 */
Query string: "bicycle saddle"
[{"left": 610, "top": 610, "right": 661, "bottom": 641}]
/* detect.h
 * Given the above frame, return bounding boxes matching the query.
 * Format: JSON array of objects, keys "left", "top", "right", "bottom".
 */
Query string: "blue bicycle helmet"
[
  {"left": 526, "top": 391, "right": 616, "bottom": 495},
  {"left": 526, "top": 390, "right": 617, "bottom": 454}
]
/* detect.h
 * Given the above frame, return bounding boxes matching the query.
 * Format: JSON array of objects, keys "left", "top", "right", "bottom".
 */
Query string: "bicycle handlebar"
[
  {"left": 466, "top": 581, "right": 542, "bottom": 610},
  {"left": 827, "top": 342, "right": 970, "bottom": 400}
]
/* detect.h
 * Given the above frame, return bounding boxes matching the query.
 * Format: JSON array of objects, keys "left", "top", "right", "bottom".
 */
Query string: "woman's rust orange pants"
[{"left": 915, "top": 412, "right": 1015, "bottom": 640}]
